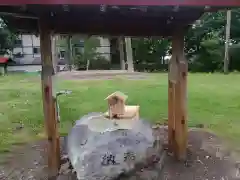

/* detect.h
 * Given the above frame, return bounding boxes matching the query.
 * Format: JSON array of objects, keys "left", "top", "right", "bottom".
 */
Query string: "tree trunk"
[
  {"left": 66, "top": 35, "right": 72, "bottom": 71},
  {"left": 125, "top": 37, "right": 134, "bottom": 72},
  {"left": 224, "top": 10, "right": 231, "bottom": 74}
]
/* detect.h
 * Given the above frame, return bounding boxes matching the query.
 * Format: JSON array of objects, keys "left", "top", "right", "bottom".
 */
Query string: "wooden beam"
[
  {"left": 39, "top": 19, "right": 60, "bottom": 177},
  {"left": 168, "top": 28, "right": 188, "bottom": 160},
  {"left": 0, "top": 0, "right": 239, "bottom": 6},
  {"left": 118, "top": 37, "right": 125, "bottom": 70},
  {"left": 0, "top": 12, "right": 38, "bottom": 19}
]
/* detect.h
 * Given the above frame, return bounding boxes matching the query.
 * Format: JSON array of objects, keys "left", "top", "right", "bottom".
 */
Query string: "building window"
[
  {"left": 60, "top": 35, "right": 66, "bottom": 40},
  {"left": 33, "top": 47, "right": 40, "bottom": 54},
  {"left": 13, "top": 52, "right": 24, "bottom": 58},
  {"left": 59, "top": 50, "right": 65, "bottom": 59},
  {"left": 79, "top": 39, "right": 84, "bottom": 46},
  {"left": 75, "top": 47, "right": 83, "bottom": 55},
  {"left": 14, "top": 39, "right": 22, "bottom": 47}
]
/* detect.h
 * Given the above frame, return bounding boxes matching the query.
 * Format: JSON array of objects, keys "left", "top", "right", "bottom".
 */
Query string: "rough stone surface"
[{"left": 67, "top": 112, "right": 157, "bottom": 180}]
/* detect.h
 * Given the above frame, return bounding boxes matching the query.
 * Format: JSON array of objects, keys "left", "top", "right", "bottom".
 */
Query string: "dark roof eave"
[
  {"left": 0, "top": 5, "right": 218, "bottom": 36},
  {"left": 0, "top": 0, "right": 239, "bottom": 6}
]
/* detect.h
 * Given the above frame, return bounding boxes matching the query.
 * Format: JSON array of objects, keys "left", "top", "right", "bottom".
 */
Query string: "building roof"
[
  {"left": 0, "top": 57, "right": 9, "bottom": 64},
  {"left": 105, "top": 91, "right": 128, "bottom": 101},
  {"left": 0, "top": 4, "right": 232, "bottom": 36}
]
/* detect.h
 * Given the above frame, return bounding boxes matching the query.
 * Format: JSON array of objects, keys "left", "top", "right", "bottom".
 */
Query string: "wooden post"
[
  {"left": 125, "top": 37, "right": 134, "bottom": 72},
  {"left": 168, "top": 29, "right": 188, "bottom": 160},
  {"left": 66, "top": 35, "right": 72, "bottom": 71},
  {"left": 39, "top": 19, "right": 60, "bottom": 177},
  {"left": 118, "top": 37, "right": 125, "bottom": 70},
  {"left": 51, "top": 35, "right": 58, "bottom": 73}
]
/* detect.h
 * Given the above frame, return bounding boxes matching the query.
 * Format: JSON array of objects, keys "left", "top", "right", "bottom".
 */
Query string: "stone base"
[
  {"left": 57, "top": 146, "right": 167, "bottom": 180},
  {"left": 58, "top": 132, "right": 166, "bottom": 180}
]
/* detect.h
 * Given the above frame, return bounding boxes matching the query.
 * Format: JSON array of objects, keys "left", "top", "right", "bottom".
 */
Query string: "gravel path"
[{"left": 56, "top": 70, "right": 147, "bottom": 80}]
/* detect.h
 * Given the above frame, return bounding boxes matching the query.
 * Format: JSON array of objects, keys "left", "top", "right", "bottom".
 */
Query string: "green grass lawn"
[{"left": 0, "top": 73, "right": 240, "bottom": 153}]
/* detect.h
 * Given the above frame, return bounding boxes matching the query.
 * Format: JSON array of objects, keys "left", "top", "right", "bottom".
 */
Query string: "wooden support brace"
[
  {"left": 168, "top": 29, "right": 188, "bottom": 160},
  {"left": 39, "top": 19, "right": 60, "bottom": 177}
]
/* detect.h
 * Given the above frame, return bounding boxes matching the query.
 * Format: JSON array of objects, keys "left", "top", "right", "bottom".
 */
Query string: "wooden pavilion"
[{"left": 0, "top": 0, "right": 238, "bottom": 178}]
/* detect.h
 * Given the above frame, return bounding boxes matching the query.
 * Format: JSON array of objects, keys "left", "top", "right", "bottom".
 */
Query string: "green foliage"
[
  {"left": 131, "top": 8, "right": 240, "bottom": 73},
  {"left": 131, "top": 10, "right": 230, "bottom": 72},
  {"left": 73, "top": 36, "right": 111, "bottom": 70},
  {"left": 132, "top": 37, "right": 170, "bottom": 72},
  {"left": 56, "top": 35, "right": 108, "bottom": 70},
  {"left": 74, "top": 54, "right": 111, "bottom": 70},
  {"left": 0, "top": 19, "right": 18, "bottom": 54},
  {"left": 88, "top": 56, "right": 111, "bottom": 70},
  {"left": 73, "top": 36, "right": 99, "bottom": 69},
  {"left": 189, "top": 38, "right": 223, "bottom": 72},
  {"left": 185, "top": 11, "right": 225, "bottom": 59},
  {"left": 80, "top": 36, "right": 100, "bottom": 61},
  {"left": 184, "top": 8, "right": 240, "bottom": 72},
  {"left": 229, "top": 43, "right": 240, "bottom": 71},
  {"left": 228, "top": 8, "right": 240, "bottom": 42}
]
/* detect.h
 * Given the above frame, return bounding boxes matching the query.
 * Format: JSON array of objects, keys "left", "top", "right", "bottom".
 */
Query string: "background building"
[{"left": 12, "top": 34, "right": 111, "bottom": 65}]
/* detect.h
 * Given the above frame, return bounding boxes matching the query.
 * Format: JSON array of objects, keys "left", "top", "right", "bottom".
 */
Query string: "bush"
[
  {"left": 74, "top": 54, "right": 111, "bottom": 70},
  {"left": 188, "top": 39, "right": 224, "bottom": 72},
  {"left": 229, "top": 44, "right": 240, "bottom": 72},
  {"left": 134, "top": 62, "right": 168, "bottom": 72},
  {"left": 89, "top": 56, "right": 111, "bottom": 70},
  {"left": 74, "top": 54, "right": 85, "bottom": 70}
]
